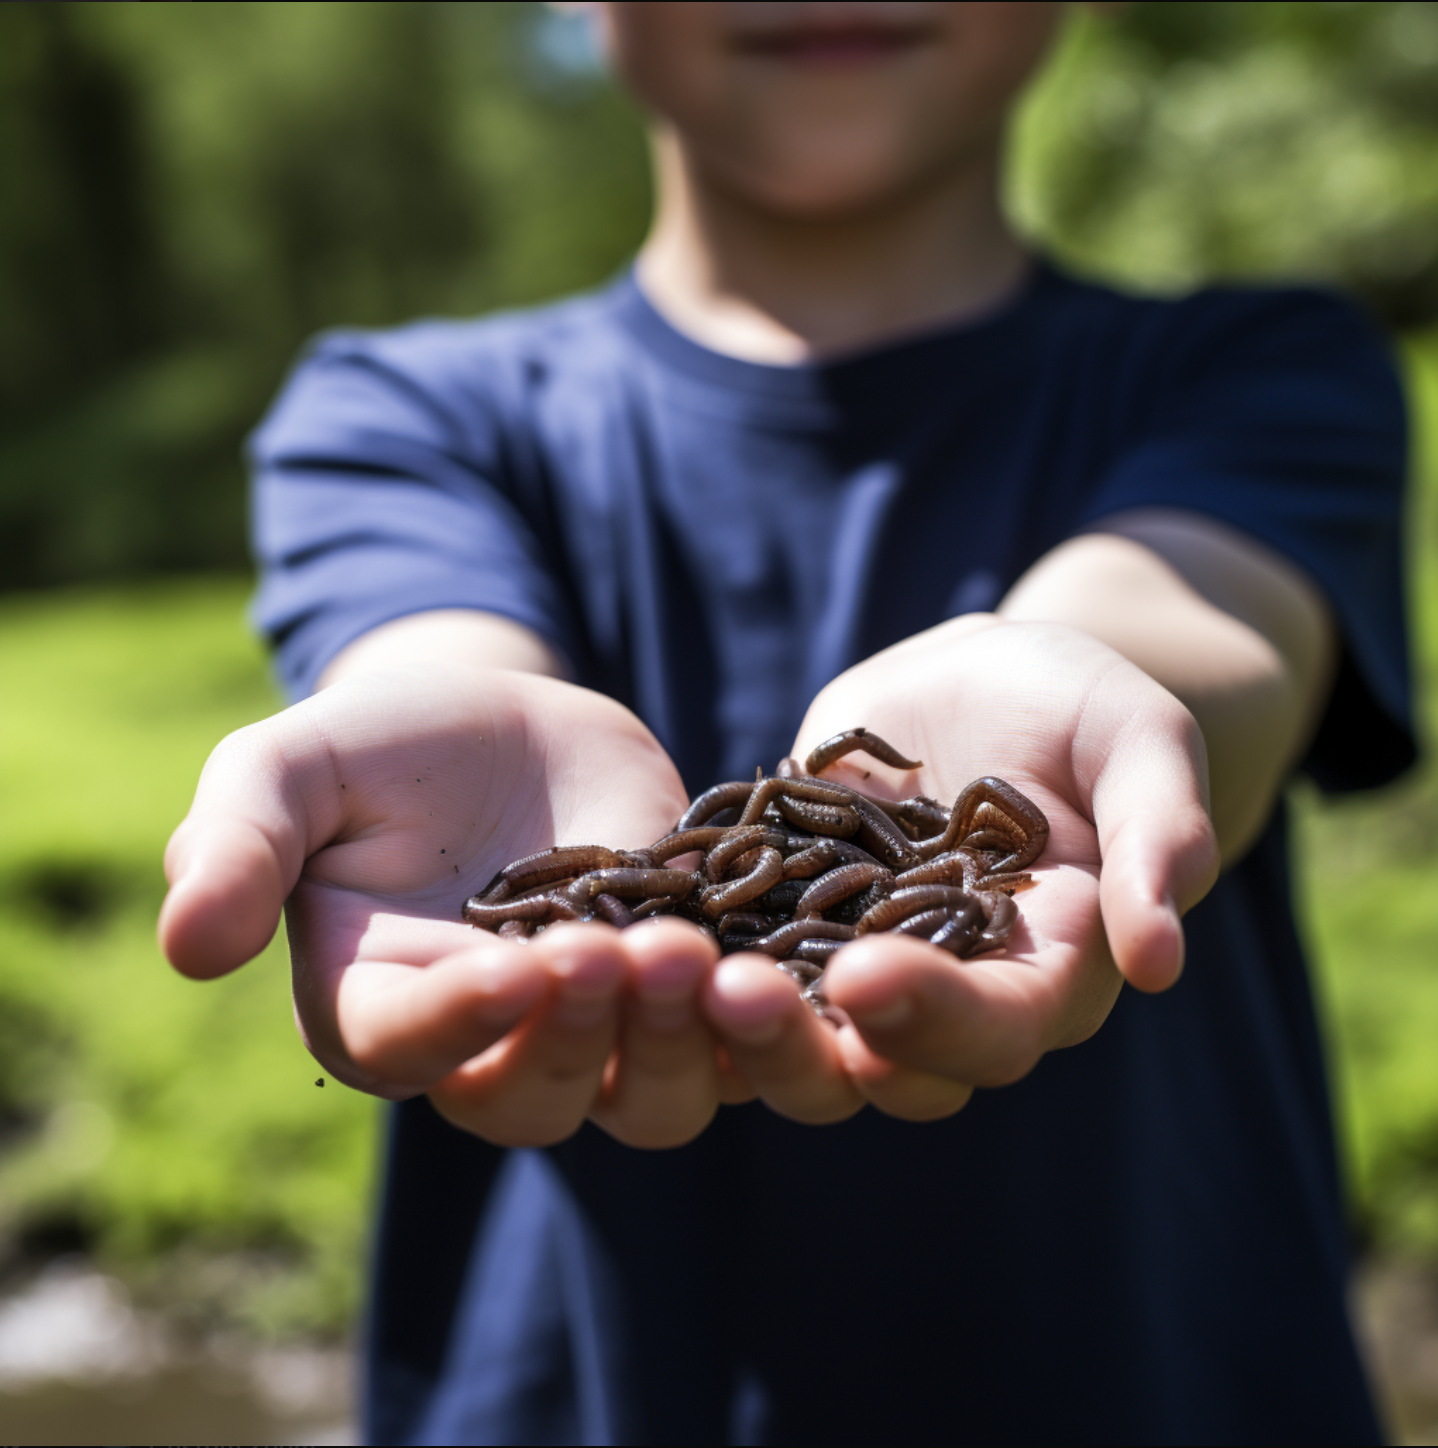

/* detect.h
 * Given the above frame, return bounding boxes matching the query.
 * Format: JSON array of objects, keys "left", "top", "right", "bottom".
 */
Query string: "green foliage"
[
  {"left": 1011, "top": 2, "right": 1438, "bottom": 319},
  {"left": 0, "top": 581, "right": 377, "bottom": 1337},
  {"left": 0, "top": 1, "right": 649, "bottom": 588},
  {"left": 1293, "top": 333, "right": 1438, "bottom": 1261}
]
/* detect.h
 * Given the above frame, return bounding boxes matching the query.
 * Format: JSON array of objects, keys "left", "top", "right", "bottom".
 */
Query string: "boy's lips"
[{"left": 730, "top": 21, "right": 937, "bottom": 67}]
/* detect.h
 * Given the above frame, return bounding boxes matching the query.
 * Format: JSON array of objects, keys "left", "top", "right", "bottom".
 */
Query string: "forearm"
[
  {"left": 318, "top": 609, "right": 568, "bottom": 689},
  {"left": 998, "top": 510, "right": 1335, "bottom": 864}
]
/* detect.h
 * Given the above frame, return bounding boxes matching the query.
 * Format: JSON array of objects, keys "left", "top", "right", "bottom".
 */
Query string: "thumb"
[
  {"left": 158, "top": 722, "right": 321, "bottom": 979},
  {"left": 1085, "top": 692, "right": 1220, "bottom": 994}
]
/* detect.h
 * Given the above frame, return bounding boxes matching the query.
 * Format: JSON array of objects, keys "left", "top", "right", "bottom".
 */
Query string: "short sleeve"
[
  {"left": 1078, "top": 289, "right": 1415, "bottom": 792},
  {"left": 248, "top": 325, "right": 579, "bottom": 700}
]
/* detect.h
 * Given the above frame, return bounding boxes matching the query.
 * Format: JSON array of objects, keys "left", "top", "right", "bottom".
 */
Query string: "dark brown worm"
[
  {"left": 475, "top": 844, "right": 629, "bottom": 904},
  {"left": 462, "top": 892, "right": 586, "bottom": 929},
  {"left": 648, "top": 827, "right": 729, "bottom": 864},
  {"left": 705, "top": 826, "right": 788, "bottom": 881},
  {"left": 794, "top": 862, "right": 894, "bottom": 918},
  {"left": 567, "top": 868, "right": 698, "bottom": 902},
  {"left": 891, "top": 907, "right": 954, "bottom": 937},
  {"left": 775, "top": 795, "right": 862, "bottom": 837},
  {"left": 591, "top": 893, "right": 634, "bottom": 929},
  {"left": 749, "top": 918, "right": 858, "bottom": 957},
  {"left": 805, "top": 727, "right": 924, "bottom": 776},
  {"left": 790, "top": 939, "right": 844, "bottom": 966},
  {"left": 784, "top": 838, "right": 885, "bottom": 879},
  {"left": 894, "top": 849, "right": 983, "bottom": 892},
  {"left": 677, "top": 780, "right": 758, "bottom": 831},
  {"left": 916, "top": 776, "right": 1049, "bottom": 869},
  {"left": 854, "top": 884, "right": 975, "bottom": 935},
  {"left": 700, "top": 847, "right": 785, "bottom": 920}
]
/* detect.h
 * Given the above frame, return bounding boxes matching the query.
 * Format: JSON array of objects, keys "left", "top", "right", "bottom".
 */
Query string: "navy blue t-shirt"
[{"left": 250, "top": 263, "right": 1413, "bottom": 1445}]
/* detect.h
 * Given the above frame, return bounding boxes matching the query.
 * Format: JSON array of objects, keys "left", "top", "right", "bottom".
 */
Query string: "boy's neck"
[{"left": 636, "top": 128, "right": 1029, "bottom": 365}]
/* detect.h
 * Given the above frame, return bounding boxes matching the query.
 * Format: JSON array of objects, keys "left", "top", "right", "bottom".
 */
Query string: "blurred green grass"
[
  {"left": 0, "top": 335, "right": 1433, "bottom": 1337},
  {"left": 0, "top": 580, "right": 377, "bottom": 1338}
]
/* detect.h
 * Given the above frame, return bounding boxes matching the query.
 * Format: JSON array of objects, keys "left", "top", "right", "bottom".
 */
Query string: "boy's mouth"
[{"left": 730, "top": 18, "right": 937, "bottom": 67}]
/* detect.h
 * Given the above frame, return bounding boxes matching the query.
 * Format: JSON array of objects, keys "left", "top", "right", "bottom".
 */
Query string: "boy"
[{"left": 159, "top": 4, "right": 1412, "bottom": 1441}]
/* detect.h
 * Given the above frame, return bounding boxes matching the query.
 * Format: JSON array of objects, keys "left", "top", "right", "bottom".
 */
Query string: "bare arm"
[
  {"left": 319, "top": 608, "right": 568, "bottom": 687},
  {"left": 998, "top": 510, "right": 1336, "bottom": 864}
]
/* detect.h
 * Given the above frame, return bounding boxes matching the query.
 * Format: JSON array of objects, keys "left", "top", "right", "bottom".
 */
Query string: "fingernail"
[
  {"left": 848, "top": 995, "right": 913, "bottom": 1030},
  {"left": 712, "top": 962, "right": 788, "bottom": 1045}
]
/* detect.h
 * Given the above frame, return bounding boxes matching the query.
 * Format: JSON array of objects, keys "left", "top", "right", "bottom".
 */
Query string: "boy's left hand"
[{"left": 700, "top": 614, "right": 1220, "bottom": 1123}]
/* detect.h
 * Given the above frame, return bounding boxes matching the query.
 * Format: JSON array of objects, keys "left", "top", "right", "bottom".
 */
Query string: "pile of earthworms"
[{"left": 463, "top": 729, "right": 1049, "bottom": 1016}]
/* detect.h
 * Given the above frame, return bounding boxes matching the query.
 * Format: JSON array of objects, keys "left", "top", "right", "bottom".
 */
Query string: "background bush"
[{"left": 0, "top": 1, "right": 1435, "bottom": 1336}]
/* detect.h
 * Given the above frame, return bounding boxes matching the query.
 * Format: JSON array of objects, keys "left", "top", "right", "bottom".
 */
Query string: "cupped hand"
[
  {"left": 701, "top": 615, "right": 1220, "bottom": 1125},
  {"left": 159, "top": 663, "right": 737, "bottom": 1148}
]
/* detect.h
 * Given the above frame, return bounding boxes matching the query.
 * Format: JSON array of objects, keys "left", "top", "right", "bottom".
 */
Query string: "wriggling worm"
[{"left": 805, "top": 727, "right": 924, "bottom": 776}]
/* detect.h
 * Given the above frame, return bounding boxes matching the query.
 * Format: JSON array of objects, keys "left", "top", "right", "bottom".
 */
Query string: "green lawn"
[
  {"left": 0, "top": 580, "right": 377, "bottom": 1338},
  {"left": 0, "top": 339, "right": 1434, "bottom": 1337}
]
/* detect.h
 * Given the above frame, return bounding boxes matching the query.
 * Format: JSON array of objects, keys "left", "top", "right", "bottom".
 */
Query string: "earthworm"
[
  {"left": 805, "top": 727, "right": 924, "bottom": 776},
  {"left": 705, "top": 826, "right": 787, "bottom": 881},
  {"left": 891, "top": 907, "right": 954, "bottom": 937},
  {"left": 462, "top": 892, "right": 586, "bottom": 929},
  {"left": 592, "top": 893, "right": 634, "bottom": 929},
  {"left": 790, "top": 939, "right": 845, "bottom": 965},
  {"left": 567, "top": 868, "right": 698, "bottom": 902},
  {"left": 717, "top": 911, "right": 772, "bottom": 936},
  {"left": 648, "top": 827, "right": 729, "bottom": 864},
  {"left": 894, "top": 849, "right": 984, "bottom": 892},
  {"left": 916, "top": 777, "right": 1049, "bottom": 870},
  {"left": 700, "top": 847, "right": 784, "bottom": 919},
  {"left": 775, "top": 796, "right": 862, "bottom": 837},
  {"left": 968, "top": 891, "right": 1018, "bottom": 954},
  {"left": 678, "top": 780, "right": 758, "bottom": 831},
  {"left": 750, "top": 919, "right": 858, "bottom": 957},
  {"left": 794, "top": 862, "right": 894, "bottom": 918},
  {"left": 854, "top": 884, "right": 975, "bottom": 935},
  {"left": 782, "top": 838, "right": 885, "bottom": 878}
]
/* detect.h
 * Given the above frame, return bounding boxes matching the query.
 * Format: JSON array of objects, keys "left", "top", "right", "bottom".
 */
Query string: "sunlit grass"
[{"left": 0, "top": 578, "right": 378, "bottom": 1338}]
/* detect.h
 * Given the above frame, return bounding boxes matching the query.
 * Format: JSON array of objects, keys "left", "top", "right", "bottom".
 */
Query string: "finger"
[
  {"left": 1077, "top": 689, "right": 1220, "bottom": 993},
  {"left": 833, "top": 1029, "right": 974, "bottom": 1121},
  {"left": 160, "top": 814, "right": 297, "bottom": 980},
  {"left": 589, "top": 919, "right": 723, "bottom": 1149},
  {"left": 328, "top": 942, "right": 551, "bottom": 1095},
  {"left": 428, "top": 923, "right": 626, "bottom": 1147},
  {"left": 701, "top": 957, "right": 864, "bottom": 1125},
  {"left": 820, "top": 935, "right": 1070, "bottom": 1088},
  {"left": 159, "top": 716, "right": 337, "bottom": 979}
]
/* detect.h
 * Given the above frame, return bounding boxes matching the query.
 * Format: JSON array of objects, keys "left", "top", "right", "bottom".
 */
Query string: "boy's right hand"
[{"left": 158, "top": 663, "right": 732, "bottom": 1149}]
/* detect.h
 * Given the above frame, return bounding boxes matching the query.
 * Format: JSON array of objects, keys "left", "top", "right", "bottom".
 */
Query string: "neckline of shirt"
[{"left": 609, "top": 258, "right": 1061, "bottom": 426}]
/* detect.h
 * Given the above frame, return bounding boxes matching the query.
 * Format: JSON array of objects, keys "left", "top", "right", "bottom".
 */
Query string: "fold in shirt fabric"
[{"left": 250, "top": 262, "right": 1413, "bottom": 1445}]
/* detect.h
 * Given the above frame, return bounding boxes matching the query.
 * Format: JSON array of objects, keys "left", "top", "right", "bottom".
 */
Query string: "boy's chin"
[{"left": 705, "top": 126, "right": 995, "bottom": 221}]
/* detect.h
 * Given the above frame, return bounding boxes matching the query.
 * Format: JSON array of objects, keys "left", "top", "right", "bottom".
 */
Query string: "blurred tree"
[
  {"left": 0, "top": 0, "right": 1435, "bottom": 589},
  {"left": 0, "top": 1, "right": 648, "bottom": 589},
  {"left": 1011, "top": 1, "right": 1438, "bottom": 322}
]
